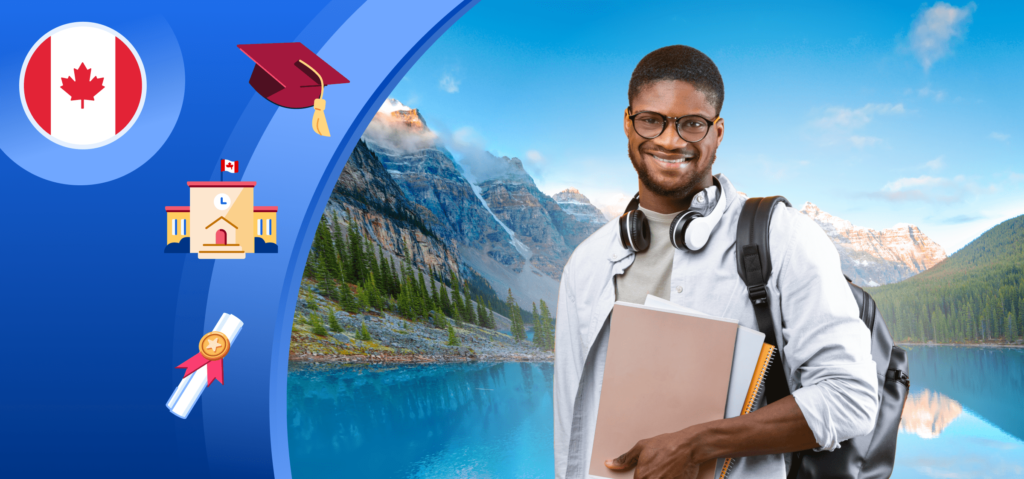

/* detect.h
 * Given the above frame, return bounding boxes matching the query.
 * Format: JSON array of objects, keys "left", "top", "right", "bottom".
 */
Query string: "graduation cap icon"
[{"left": 238, "top": 42, "right": 349, "bottom": 137}]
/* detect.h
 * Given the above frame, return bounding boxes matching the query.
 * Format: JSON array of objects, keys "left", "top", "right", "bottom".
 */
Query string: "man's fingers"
[{"left": 605, "top": 441, "right": 643, "bottom": 470}]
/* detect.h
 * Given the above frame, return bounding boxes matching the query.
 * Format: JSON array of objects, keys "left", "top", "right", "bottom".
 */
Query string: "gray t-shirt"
[{"left": 614, "top": 206, "right": 681, "bottom": 303}]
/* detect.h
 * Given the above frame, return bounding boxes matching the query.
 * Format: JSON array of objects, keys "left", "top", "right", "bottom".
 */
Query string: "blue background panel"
[{"left": 0, "top": 0, "right": 477, "bottom": 477}]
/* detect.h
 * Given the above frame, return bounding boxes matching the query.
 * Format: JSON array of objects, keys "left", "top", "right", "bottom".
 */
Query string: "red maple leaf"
[{"left": 60, "top": 63, "right": 105, "bottom": 109}]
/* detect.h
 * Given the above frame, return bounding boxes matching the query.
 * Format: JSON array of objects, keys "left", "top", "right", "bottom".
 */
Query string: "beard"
[{"left": 628, "top": 142, "right": 715, "bottom": 200}]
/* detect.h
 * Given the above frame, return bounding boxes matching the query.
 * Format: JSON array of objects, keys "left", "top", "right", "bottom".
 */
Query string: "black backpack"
[{"left": 736, "top": 196, "right": 910, "bottom": 479}]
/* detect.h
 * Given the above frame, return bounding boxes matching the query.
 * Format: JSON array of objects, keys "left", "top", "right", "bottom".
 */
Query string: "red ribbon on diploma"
[
  {"left": 176, "top": 331, "right": 231, "bottom": 386},
  {"left": 176, "top": 354, "right": 225, "bottom": 386}
]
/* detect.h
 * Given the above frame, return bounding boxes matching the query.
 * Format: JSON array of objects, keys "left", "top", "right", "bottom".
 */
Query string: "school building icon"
[{"left": 164, "top": 182, "right": 278, "bottom": 259}]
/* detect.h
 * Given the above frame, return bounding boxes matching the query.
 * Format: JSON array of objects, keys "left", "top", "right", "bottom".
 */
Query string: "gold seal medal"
[{"left": 199, "top": 331, "right": 231, "bottom": 361}]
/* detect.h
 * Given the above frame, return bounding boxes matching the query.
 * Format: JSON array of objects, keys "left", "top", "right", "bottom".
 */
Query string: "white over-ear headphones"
[{"left": 618, "top": 176, "right": 726, "bottom": 253}]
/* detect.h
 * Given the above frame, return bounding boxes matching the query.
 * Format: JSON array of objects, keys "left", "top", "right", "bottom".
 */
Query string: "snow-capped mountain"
[
  {"left": 553, "top": 188, "right": 608, "bottom": 225},
  {"left": 800, "top": 202, "right": 947, "bottom": 286},
  {"left": 335, "top": 98, "right": 603, "bottom": 309}
]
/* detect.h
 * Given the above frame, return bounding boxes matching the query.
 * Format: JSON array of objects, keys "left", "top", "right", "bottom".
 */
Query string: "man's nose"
[{"left": 652, "top": 121, "right": 688, "bottom": 151}]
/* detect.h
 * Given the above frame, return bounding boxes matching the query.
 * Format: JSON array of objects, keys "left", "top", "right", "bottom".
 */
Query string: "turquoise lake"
[{"left": 287, "top": 346, "right": 1024, "bottom": 478}]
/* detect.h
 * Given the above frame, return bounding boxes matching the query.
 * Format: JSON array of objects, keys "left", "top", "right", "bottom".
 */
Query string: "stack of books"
[{"left": 589, "top": 297, "right": 776, "bottom": 479}]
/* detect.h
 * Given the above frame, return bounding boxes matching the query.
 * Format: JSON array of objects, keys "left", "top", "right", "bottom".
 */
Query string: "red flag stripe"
[
  {"left": 24, "top": 37, "right": 51, "bottom": 134},
  {"left": 114, "top": 37, "right": 142, "bottom": 135}
]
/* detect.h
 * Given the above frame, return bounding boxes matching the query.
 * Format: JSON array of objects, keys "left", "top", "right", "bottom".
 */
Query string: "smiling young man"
[{"left": 553, "top": 46, "right": 880, "bottom": 479}]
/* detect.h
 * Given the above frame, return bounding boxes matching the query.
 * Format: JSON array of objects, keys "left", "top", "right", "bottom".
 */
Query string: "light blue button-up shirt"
[{"left": 553, "top": 174, "right": 879, "bottom": 479}]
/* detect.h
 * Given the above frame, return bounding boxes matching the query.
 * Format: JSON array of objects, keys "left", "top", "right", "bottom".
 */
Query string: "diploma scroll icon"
[{"left": 167, "top": 313, "right": 243, "bottom": 419}]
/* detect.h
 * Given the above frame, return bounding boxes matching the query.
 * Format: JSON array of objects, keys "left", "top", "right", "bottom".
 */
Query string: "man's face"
[{"left": 624, "top": 80, "right": 724, "bottom": 200}]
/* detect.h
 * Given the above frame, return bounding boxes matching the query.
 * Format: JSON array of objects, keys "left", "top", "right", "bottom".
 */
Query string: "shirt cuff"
[{"left": 792, "top": 385, "right": 841, "bottom": 452}]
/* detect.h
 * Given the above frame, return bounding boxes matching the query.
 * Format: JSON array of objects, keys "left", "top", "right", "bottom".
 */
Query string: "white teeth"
[{"left": 652, "top": 155, "right": 688, "bottom": 164}]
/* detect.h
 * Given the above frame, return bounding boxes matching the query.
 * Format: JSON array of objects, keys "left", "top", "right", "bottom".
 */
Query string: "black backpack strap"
[{"left": 736, "top": 196, "right": 792, "bottom": 405}]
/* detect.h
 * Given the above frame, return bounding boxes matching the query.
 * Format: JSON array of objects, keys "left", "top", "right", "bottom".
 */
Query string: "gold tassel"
[{"left": 298, "top": 59, "right": 330, "bottom": 137}]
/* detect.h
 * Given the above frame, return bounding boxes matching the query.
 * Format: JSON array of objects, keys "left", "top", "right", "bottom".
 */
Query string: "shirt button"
[{"left": 676, "top": 286, "right": 683, "bottom": 294}]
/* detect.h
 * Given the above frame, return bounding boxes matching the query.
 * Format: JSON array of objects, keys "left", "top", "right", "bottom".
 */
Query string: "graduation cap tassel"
[{"left": 298, "top": 59, "right": 331, "bottom": 137}]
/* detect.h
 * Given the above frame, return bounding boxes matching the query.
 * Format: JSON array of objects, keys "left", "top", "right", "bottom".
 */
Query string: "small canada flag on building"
[
  {"left": 19, "top": 22, "right": 146, "bottom": 149},
  {"left": 221, "top": 159, "right": 238, "bottom": 174}
]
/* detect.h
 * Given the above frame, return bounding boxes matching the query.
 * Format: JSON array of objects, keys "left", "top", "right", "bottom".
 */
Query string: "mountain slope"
[
  {"left": 800, "top": 202, "right": 946, "bottom": 286},
  {"left": 327, "top": 139, "right": 458, "bottom": 278},
  {"left": 476, "top": 155, "right": 603, "bottom": 280},
  {"left": 868, "top": 214, "right": 1024, "bottom": 343}
]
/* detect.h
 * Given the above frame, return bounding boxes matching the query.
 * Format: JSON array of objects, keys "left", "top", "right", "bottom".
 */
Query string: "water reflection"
[
  {"left": 288, "top": 362, "right": 554, "bottom": 479},
  {"left": 900, "top": 390, "right": 962, "bottom": 439},
  {"left": 894, "top": 346, "right": 1024, "bottom": 479}
]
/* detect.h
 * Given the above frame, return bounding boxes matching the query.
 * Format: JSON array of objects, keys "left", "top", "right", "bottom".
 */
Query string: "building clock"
[{"left": 214, "top": 193, "right": 231, "bottom": 211}]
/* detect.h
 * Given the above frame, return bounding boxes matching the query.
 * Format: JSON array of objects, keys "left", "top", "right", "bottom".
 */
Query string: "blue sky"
[{"left": 388, "top": 0, "right": 1024, "bottom": 253}]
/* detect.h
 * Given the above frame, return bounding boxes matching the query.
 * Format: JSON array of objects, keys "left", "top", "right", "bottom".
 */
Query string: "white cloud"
[
  {"left": 525, "top": 150, "right": 545, "bottom": 165},
  {"left": 850, "top": 135, "right": 882, "bottom": 148},
  {"left": 439, "top": 74, "right": 460, "bottom": 93},
  {"left": 882, "top": 175, "right": 944, "bottom": 192},
  {"left": 815, "top": 103, "right": 905, "bottom": 129},
  {"left": 918, "top": 86, "right": 947, "bottom": 101},
  {"left": 926, "top": 156, "right": 945, "bottom": 169},
  {"left": 907, "top": 2, "right": 976, "bottom": 72},
  {"left": 1010, "top": 172, "right": 1024, "bottom": 181},
  {"left": 875, "top": 174, "right": 995, "bottom": 203},
  {"left": 990, "top": 132, "right": 1010, "bottom": 141}
]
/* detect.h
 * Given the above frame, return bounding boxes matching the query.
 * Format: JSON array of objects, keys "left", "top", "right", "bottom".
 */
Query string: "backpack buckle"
[{"left": 748, "top": 283, "right": 768, "bottom": 305}]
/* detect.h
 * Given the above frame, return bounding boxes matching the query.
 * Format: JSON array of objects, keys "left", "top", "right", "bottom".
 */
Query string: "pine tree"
[
  {"left": 326, "top": 306, "right": 341, "bottom": 331},
  {"left": 463, "top": 285, "right": 477, "bottom": 325},
  {"left": 339, "top": 280, "right": 358, "bottom": 313},
  {"left": 303, "top": 249, "right": 317, "bottom": 279},
  {"left": 488, "top": 301, "right": 497, "bottom": 331},
  {"left": 347, "top": 220, "right": 364, "bottom": 284},
  {"left": 314, "top": 218, "right": 343, "bottom": 283},
  {"left": 366, "top": 237, "right": 380, "bottom": 286},
  {"left": 1006, "top": 311, "right": 1019, "bottom": 342},
  {"left": 332, "top": 212, "right": 348, "bottom": 279},
  {"left": 310, "top": 313, "right": 328, "bottom": 336},
  {"left": 532, "top": 302, "right": 543, "bottom": 347},
  {"left": 477, "top": 297, "right": 488, "bottom": 329},
  {"left": 315, "top": 253, "right": 339, "bottom": 302},
  {"left": 507, "top": 289, "right": 527, "bottom": 341},
  {"left": 357, "top": 321, "right": 372, "bottom": 341},
  {"left": 389, "top": 257, "right": 400, "bottom": 297},
  {"left": 539, "top": 299, "right": 554, "bottom": 350},
  {"left": 357, "top": 284, "right": 371, "bottom": 312},
  {"left": 447, "top": 322, "right": 460, "bottom": 346},
  {"left": 440, "top": 283, "right": 453, "bottom": 318},
  {"left": 377, "top": 245, "right": 391, "bottom": 297}
]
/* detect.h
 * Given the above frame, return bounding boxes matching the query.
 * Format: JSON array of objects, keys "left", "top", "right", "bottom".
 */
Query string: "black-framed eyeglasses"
[{"left": 627, "top": 108, "right": 722, "bottom": 143}]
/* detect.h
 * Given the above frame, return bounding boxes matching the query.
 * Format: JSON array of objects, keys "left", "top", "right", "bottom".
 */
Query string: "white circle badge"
[{"left": 19, "top": 22, "right": 147, "bottom": 149}]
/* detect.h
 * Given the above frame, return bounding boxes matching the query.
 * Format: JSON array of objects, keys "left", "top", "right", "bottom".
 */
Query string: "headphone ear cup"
[
  {"left": 670, "top": 211, "right": 700, "bottom": 251},
  {"left": 633, "top": 212, "right": 650, "bottom": 252}
]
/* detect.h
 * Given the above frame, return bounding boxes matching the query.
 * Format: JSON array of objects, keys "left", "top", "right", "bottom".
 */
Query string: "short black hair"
[{"left": 628, "top": 45, "right": 724, "bottom": 117}]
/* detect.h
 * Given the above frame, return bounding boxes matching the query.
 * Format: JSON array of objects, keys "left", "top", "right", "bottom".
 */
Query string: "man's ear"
[
  {"left": 623, "top": 107, "right": 631, "bottom": 138},
  {"left": 715, "top": 118, "right": 725, "bottom": 148}
]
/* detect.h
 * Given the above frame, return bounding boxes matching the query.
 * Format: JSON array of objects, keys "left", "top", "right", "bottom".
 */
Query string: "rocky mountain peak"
[
  {"left": 552, "top": 188, "right": 607, "bottom": 226},
  {"left": 799, "top": 202, "right": 947, "bottom": 286},
  {"left": 553, "top": 188, "right": 594, "bottom": 205}
]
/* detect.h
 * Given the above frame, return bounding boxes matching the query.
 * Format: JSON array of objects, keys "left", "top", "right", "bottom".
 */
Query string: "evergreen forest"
[
  {"left": 868, "top": 214, "right": 1024, "bottom": 344},
  {"left": 301, "top": 211, "right": 555, "bottom": 350}
]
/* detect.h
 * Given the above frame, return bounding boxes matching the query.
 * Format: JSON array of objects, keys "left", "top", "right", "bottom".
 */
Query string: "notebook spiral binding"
[{"left": 718, "top": 347, "right": 776, "bottom": 479}]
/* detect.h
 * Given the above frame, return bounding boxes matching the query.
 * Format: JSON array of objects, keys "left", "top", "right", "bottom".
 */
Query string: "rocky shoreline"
[{"left": 290, "top": 281, "right": 553, "bottom": 364}]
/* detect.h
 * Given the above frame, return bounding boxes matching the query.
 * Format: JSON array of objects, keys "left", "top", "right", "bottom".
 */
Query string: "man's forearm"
[{"left": 688, "top": 395, "right": 818, "bottom": 463}]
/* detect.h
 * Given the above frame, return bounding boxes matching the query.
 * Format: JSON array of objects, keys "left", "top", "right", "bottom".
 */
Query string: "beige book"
[{"left": 589, "top": 301, "right": 738, "bottom": 479}]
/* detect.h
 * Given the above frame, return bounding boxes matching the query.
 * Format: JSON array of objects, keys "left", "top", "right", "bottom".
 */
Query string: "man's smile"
[{"left": 644, "top": 149, "right": 697, "bottom": 166}]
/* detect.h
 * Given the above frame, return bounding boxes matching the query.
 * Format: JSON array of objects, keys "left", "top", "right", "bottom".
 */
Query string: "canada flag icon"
[{"left": 20, "top": 23, "right": 146, "bottom": 149}]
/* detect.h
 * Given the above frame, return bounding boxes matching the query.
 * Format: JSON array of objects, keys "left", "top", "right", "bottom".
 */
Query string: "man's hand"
[
  {"left": 605, "top": 396, "right": 819, "bottom": 478},
  {"left": 605, "top": 429, "right": 701, "bottom": 479}
]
